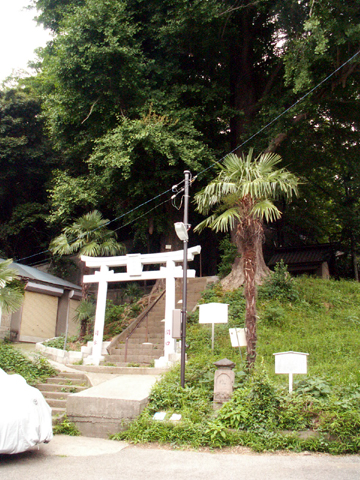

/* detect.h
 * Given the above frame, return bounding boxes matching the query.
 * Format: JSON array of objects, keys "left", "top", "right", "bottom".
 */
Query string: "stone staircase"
[
  {"left": 103, "top": 277, "right": 213, "bottom": 367},
  {"left": 36, "top": 371, "right": 92, "bottom": 424}
]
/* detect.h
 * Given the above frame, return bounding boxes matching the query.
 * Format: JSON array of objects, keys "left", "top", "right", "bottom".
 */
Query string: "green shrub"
[
  {"left": 53, "top": 415, "right": 81, "bottom": 436},
  {"left": 259, "top": 260, "right": 299, "bottom": 302},
  {"left": 261, "top": 305, "right": 286, "bottom": 327},
  {"left": 43, "top": 335, "right": 79, "bottom": 351},
  {"left": 0, "top": 342, "right": 57, "bottom": 385},
  {"left": 217, "top": 236, "right": 239, "bottom": 279}
]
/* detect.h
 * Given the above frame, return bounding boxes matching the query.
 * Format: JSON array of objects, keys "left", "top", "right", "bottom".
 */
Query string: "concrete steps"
[
  {"left": 104, "top": 277, "right": 211, "bottom": 366},
  {"left": 36, "top": 371, "right": 91, "bottom": 424}
]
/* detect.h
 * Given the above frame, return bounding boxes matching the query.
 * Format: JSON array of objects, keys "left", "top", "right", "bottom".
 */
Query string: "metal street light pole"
[{"left": 180, "top": 170, "right": 190, "bottom": 388}]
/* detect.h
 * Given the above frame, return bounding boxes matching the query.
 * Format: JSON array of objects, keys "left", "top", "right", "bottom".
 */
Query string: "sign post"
[
  {"left": 199, "top": 303, "right": 228, "bottom": 350},
  {"left": 273, "top": 351, "right": 309, "bottom": 393}
]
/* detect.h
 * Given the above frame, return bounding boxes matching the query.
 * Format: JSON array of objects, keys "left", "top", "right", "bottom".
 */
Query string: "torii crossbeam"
[{"left": 81, "top": 245, "right": 201, "bottom": 365}]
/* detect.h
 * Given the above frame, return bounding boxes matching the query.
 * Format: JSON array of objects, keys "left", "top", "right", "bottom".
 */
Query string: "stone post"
[{"left": 213, "top": 358, "right": 236, "bottom": 410}]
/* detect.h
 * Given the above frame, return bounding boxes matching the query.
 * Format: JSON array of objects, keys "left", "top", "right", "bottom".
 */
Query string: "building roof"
[
  {"left": 268, "top": 244, "right": 337, "bottom": 268},
  {"left": 1, "top": 259, "right": 81, "bottom": 291}
]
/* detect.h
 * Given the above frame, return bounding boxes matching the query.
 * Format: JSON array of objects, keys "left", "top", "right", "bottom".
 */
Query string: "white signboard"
[
  {"left": 273, "top": 351, "right": 309, "bottom": 393},
  {"left": 126, "top": 254, "right": 143, "bottom": 276},
  {"left": 229, "top": 328, "right": 247, "bottom": 347},
  {"left": 199, "top": 303, "right": 228, "bottom": 324},
  {"left": 274, "top": 351, "right": 308, "bottom": 374}
]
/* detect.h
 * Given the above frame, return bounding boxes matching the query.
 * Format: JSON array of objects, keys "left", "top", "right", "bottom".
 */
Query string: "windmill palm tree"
[
  {"left": 0, "top": 259, "right": 24, "bottom": 315},
  {"left": 50, "top": 210, "right": 125, "bottom": 338},
  {"left": 194, "top": 149, "right": 299, "bottom": 368}
]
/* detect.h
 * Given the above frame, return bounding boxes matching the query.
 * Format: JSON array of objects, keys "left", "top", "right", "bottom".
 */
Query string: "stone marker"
[{"left": 213, "top": 358, "right": 235, "bottom": 409}]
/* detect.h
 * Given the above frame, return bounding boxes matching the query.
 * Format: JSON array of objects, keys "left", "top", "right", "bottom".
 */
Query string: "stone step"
[
  {"left": 43, "top": 391, "right": 69, "bottom": 400},
  {"left": 99, "top": 362, "right": 152, "bottom": 368},
  {"left": 51, "top": 407, "right": 66, "bottom": 416},
  {"left": 45, "top": 377, "right": 88, "bottom": 386},
  {"left": 111, "top": 346, "right": 164, "bottom": 354},
  {"left": 56, "top": 372, "right": 91, "bottom": 382},
  {"left": 104, "top": 354, "right": 162, "bottom": 363},
  {"left": 107, "top": 276, "right": 210, "bottom": 364},
  {"left": 112, "top": 344, "right": 163, "bottom": 353},
  {"left": 37, "top": 371, "right": 91, "bottom": 426},
  {"left": 124, "top": 334, "right": 164, "bottom": 342},
  {"left": 47, "top": 398, "right": 67, "bottom": 409},
  {"left": 37, "top": 383, "right": 88, "bottom": 393},
  {"left": 129, "top": 327, "right": 164, "bottom": 334}
]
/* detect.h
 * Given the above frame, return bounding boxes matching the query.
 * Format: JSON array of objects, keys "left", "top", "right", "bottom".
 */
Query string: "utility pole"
[{"left": 180, "top": 171, "right": 190, "bottom": 388}]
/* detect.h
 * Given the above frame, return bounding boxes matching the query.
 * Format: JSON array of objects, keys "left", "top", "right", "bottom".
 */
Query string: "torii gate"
[{"left": 81, "top": 245, "right": 201, "bottom": 366}]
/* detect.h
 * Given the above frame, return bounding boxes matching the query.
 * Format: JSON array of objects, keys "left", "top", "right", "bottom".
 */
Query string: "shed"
[
  {"left": 268, "top": 244, "right": 342, "bottom": 278},
  {"left": 0, "top": 260, "right": 82, "bottom": 343}
]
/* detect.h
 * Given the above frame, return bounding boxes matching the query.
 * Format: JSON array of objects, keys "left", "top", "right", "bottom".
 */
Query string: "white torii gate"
[{"left": 81, "top": 245, "right": 201, "bottom": 366}]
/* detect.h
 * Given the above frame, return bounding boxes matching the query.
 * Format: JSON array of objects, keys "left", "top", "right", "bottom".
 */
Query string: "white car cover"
[{"left": 0, "top": 368, "right": 53, "bottom": 454}]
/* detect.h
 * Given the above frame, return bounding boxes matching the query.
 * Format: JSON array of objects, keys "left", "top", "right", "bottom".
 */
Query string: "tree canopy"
[{"left": 0, "top": 0, "right": 358, "bottom": 277}]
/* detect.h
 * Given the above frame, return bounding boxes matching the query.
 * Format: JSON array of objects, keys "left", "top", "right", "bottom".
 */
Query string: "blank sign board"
[
  {"left": 126, "top": 254, "right": 143, "bottom": 276},
  {"left": 229, "top": 328, "right": 247, "bottom": 347},
  {"left": 199, "top": 303, "right": 228, "bottom": 324},
  {"left": 274, "top": 351, "right": 308, "bottom": 374}
]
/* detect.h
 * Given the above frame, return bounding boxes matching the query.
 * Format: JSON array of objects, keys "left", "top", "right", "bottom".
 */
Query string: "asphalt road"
[{"left": 1, "top": 436, "right": 360, "bottom": 480}]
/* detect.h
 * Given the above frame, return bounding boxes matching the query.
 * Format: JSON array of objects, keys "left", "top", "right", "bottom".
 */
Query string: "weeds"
[
  {"left": 111, "top": 274, "right": 360, "bottom": 453},
  {"left": 0, "top": 342, "right": 57, "bottom": 385}
]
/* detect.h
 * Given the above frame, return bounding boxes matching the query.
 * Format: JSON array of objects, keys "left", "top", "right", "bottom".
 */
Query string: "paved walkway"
[{"left": 1, "top": 437, "right": 359, "bottom": 480}]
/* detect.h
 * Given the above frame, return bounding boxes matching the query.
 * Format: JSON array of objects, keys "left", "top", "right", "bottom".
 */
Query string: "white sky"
[{"left": 0, "top": 0, "right": 52, "bottom": 83}]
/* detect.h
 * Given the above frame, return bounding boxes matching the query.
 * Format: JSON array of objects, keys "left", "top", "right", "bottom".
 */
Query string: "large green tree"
[
  {"left": 29, "top": 0, "right": 360, "bottom": 277},
  {"left": 48, "top": 110, "right": 213, "bottom": 251},
  {"left": 0, "top": 88, "right": 58, "bottom": 260},
  {"left": 194, "top": 150, "right": 299, "bottom": 367}
]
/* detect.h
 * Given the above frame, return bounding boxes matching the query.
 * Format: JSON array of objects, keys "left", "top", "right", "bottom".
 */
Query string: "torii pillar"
[{"left": 81, "top": 246, "right": 201, "bottom": 366}]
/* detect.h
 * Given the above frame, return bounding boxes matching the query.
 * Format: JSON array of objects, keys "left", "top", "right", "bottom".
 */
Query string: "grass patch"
[{"left": 112, "top": 275, "right": 360, "bottom": 453}]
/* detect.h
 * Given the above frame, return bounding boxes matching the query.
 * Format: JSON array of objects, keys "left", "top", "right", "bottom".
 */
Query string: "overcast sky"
[{"left": 0, "top": 0, "right": 52, "bottom": 83}]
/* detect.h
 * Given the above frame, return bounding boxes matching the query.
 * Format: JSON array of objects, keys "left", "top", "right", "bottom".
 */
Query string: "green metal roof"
[{"left": 1, "top": 259, "right": 81, "bottom": 291}]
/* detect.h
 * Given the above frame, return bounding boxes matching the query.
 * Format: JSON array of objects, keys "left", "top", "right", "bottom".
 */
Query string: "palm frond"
[
  {"left": 194, "top": 208, "right": 240, "bottom": 233},
  {"left": 0, "top": 285, "right": 24, "bottom": 314},
  {"left": 50, "top": 210, "right": 125, "bottom": 259},
  {"left": 194, "top": 149, "right": 299, "bottom": 234},
  {"left": 251, "top": 199, "right": 282, "bottom": 222},
  {"left": 0, "top": 259, "right": 18, "bottom": 288}
]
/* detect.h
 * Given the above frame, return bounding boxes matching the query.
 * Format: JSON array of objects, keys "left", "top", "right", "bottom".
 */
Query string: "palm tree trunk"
[
  {"left": 243, "top": 241, "right": 257, "bottom": 369},
  {"left": 221, "top": 232, "right": 270, "bottom": 290}
]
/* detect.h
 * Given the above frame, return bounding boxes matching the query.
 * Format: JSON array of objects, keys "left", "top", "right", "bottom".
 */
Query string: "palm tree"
[
  {"left": 194, "top": 149, "right": 299, "bottom": 368},
  {"left": 50, "top": 210, "right": 125, "bottom": 338},
  {"left": 0, "top": 259, "right": 24, "bottom": 315}
]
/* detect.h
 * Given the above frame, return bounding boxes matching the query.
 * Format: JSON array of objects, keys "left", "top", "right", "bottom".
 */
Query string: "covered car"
[{"left": 0, "top": 368, "right": 53, "bottom": 454}]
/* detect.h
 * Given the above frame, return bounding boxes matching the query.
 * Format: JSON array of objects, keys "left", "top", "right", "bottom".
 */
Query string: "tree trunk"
[
  {"left": 221, "top": 231, "right": 270, "bottom": 290},
  {"left": 233, "top": 215, "right": 263, "bottom": 369},
  {"left": 351, "top": 234, "right": 359, "bottom": 281},
  {"left": 243, "top": 240, "right": 257, "bottom": 369}
]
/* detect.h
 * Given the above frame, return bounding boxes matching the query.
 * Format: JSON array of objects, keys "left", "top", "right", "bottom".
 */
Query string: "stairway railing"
[{"left": 124, "top": 290, "right": 166, "bottom": 362}]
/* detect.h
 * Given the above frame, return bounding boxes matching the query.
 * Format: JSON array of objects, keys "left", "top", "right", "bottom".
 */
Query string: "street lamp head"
[{"left": 174, "top": 222, "right": 189, "bottom": 242}]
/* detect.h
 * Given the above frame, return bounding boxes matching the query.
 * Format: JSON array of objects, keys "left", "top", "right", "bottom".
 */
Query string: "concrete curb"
[{"left": 31, "top": 435, "right": 129, "bottom": 457}]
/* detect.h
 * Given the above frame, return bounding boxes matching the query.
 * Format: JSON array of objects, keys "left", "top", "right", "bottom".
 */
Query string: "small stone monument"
[{"left": 213, "top": 358, "right": 235, "bottom": 409}]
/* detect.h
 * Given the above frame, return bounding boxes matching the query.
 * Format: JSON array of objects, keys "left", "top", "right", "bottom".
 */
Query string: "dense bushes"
[
  {"left": 0, "top": 342, "right": 56, "bottom": 385},
  {"left": 113, "top": 364, "right": 360, "bottom": 453}
]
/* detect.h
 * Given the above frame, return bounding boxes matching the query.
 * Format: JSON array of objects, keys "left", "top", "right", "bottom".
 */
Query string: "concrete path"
[
  {"left": 66, "top": 374, "right": 159, "bottom": 437},
  {"left": 0, "top": 436, "right": 359, "bottom": 480}
]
